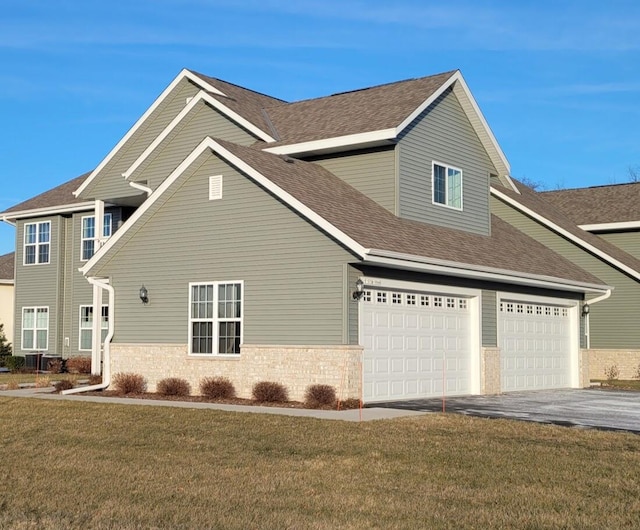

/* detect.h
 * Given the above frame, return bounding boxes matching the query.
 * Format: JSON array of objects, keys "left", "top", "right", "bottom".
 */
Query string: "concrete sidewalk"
[{"left": 0, "top": 386, "right": 428, "bottom": 422}]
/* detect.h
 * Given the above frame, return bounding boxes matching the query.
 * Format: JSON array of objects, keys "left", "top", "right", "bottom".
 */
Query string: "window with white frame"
[
  {"left": 79, "top": 305, "right": 109, "bottom": 351},
  {"left": 22, "top": 307, "right": 49, "bottom": 351},
  {"left": 432, "top": 162, "right": 462, "bottom": 209},
  {"left": 81, "top": 213, "right": 113, "bottom": 261},
  {"left": 189, "top": 282, "right": 242, "bottom": 355},
  {"left": 24, "top": 221, "right": 51, "bottom": 265}
]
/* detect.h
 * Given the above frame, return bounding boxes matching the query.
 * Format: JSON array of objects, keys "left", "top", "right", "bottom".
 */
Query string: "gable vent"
[{"left": 209, "top": 175, "right": 223, "bottom": 201}]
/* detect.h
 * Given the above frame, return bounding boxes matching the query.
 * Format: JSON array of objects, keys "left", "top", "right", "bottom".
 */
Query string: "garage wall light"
[
  {"left": 352, "top": 279, "right": 365, "bottom": 301},
  {"left": 139, "top": 285, "right": 149, "bottom": 304},
  {"left": 582, "top": 303, "right": 590, "bottom": 317}
]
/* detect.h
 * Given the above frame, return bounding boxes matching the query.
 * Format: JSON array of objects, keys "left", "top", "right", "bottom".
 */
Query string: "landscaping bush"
[
  {"left": 88, "top": 374, "right": 103, "bottom": 385},
  {"left": 304, "top": 384, "right": 337, "bottom": 409},
  {"left": 157, "top": 377, "right": 191, "bottom": 397},
  {"left": 199, "top": 376, "right": 236, "bottom": 399},
  {"left": 3, "top": 355, "right": 25, "bottom": 372},
  {"left": 46, "top": 359, "right": 63, "bottom": 374},
  {"left": 66, "top": 356, "right": 92, "bottom": 374},
  {"left": 252, "top": 381, "right": 289, "bottom": 403},
  {"left": 604, "top": 364, "right": 620, "bottom": 383},
  {"left": 35, "top": 376, "right": 51, "bottom": 388},
  {"left": 55, "top": 379, "right": 74, "bottom": 392},
  {"left": 338, "top": 398, "right": 362, "bottom": 410},
  {"left": 112, "top": 372, "right": 147, "bottom": 394}
]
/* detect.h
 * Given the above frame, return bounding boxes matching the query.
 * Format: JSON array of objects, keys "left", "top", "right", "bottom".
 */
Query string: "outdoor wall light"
[
  {"left": 139, "top": 285, "right": 149, "bottom": 304},
  {"left": 582, "top": 303, "right": 590, "bottom": 317},
  {"left": 352, "top": 279, "right": 365, "bottom": 301}
]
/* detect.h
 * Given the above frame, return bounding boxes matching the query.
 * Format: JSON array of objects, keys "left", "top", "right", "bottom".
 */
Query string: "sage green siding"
[
  {"left": 492, "top": 196, "right": 640, "bottom": 349},
  {"left": 398, "top": 87, "right": 496, "bottom": 235},
  {"left": 133, "top": 100, "right": 259, "bottom": 191},
  {"left": 92, "top": 151, "right": 355, "bottom": 345},
  {"left": 80, "top": 78, "right": 201, "bottom": 201},
  {"left": 598, "top": 231, "right": 640, "bottom": 260},
  {"left": 310, "top": 148, "right": 397, "bottom": 214},
  {"left": 481, "top": 290, "right": 497, "bottom": 347}
]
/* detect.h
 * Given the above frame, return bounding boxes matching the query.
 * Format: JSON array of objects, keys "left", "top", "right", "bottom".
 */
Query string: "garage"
[
  {"left": 499, "top": 297, "right": 576, "bottom": 392},
  {"left": 360, "top": 283, "right": 478, "bottom": 402}
]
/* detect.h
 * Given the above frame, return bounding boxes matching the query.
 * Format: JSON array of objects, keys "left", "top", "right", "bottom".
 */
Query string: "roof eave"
[{"left": 1, "top": 202, "right": 96, "bottom": 220}]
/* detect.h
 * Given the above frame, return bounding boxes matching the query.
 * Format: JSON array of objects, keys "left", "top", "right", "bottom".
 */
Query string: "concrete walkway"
[{"left": 0, "top": 387, "right": 428, "bottom": 423}]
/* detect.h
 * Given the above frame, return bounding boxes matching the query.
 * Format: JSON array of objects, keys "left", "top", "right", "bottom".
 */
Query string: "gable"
[{"left": 397, "top": 86, "right": 496, "bottom": 236}]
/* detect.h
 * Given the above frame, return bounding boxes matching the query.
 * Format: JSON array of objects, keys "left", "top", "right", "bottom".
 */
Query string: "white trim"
[
  {"left": 262, "top": 129, "right": 397, "bottom": 156},
  {"left": 80, "top": 212, "right": 112, "bottom": 262},
  {"left": 188, "top": 280, "right": 244, "bottom": 356},
  {"left": 363, "top": 249, "right": 610, "bottom": 293},
  {"left": 80, "top": 137, "right": 369, "bottom": 275},
  {"left": 23, "top": 220, "right": 51, "bottom": 266},
  {"left": 3, "top": 202, "right": 95, "bottom": 220},
  {"left": 491, "top": 186, "right": 640, "bottom": 281},
  {"left": 432, "top": 160, "right": 463, "bottom": 211},
  {"left": 0, "top": 279, "right": 14, "bottom": 285},
  {"left": 580, "top": 220, "right": 640, "bottom": 232},
  {"left": 128, "top": 180, "right": 152, "bottom": 195}
]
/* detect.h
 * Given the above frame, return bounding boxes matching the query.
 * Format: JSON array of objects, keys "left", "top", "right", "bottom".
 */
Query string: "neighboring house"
[
  {"left": 1, "top": 69, "right": 622, "bottom": 402},
  {"left": 0, "top": 252, "right": 15, "bottom": 346}
]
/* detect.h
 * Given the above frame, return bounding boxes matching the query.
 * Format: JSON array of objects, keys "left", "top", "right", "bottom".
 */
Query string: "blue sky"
[{"left": 1, "top": 0, "right": 639, "bottom": 255}]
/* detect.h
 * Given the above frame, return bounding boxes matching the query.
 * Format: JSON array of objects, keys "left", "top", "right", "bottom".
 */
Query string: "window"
[
  {"left": 79, "top": 305, "right": 109, "bottom": 351},
  {"left": 189, "top": 282, "right": 242, "bottom": 355},
  {"left": 81, "top": 213, "right": 113, "bottom": 261},
  {"left": 432, "top": 162, "right": 462, "bottom": 209},
  {"left": 24, "top": 221, "right": 50, "bottom": 265},
  {"left": 22, "top": 307, "right": 48, "bottom": 351}
]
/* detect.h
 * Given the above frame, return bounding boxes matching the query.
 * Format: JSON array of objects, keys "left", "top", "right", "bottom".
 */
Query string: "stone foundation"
[
  {"left": 587, "top": 349, "right": 640, "bottom": 380},
  {"left": 109, "top": 343, "right": 363, "bottom": 401},
  {"left": 481, "top": 347, "right": 501, "bottom": 395}
]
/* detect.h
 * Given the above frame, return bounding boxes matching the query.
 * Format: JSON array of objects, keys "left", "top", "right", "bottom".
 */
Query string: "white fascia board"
[
  {"left": 0, "top": 279, "right": 14, "bottom": 285},
  {"left": 580, "top": 220, "right": 640, "bottom": 232},
  {"left": 491, "top": 186, "right": 640, "bottom": 281},
  {"left": 262, "top": 129, "right": 396, "bottom": 156},
  {"left": 364, "top": 249, "right": 610, "bottom": 294},
  {"left": 124, "top": 91, "right": 275, "bottom": 180},
  {"left": 81, "top": 137, "right": 369, "bottom": 275},
  {"left": 1, "top": 202, "right": 95, "bottom": 220}
]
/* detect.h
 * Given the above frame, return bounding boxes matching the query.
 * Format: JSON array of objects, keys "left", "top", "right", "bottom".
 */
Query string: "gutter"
[
  {"left": 0, "top": 216, "right": 16, "bottom": 227},
  {"left": 127, "top": 180, "right": 152, "bottom": 196},
  {"left": 62, "top": 276, "right": 115, "bottom": 394},
  {"left": 583, "top": 289, "right": 613, "bottom": 350}
]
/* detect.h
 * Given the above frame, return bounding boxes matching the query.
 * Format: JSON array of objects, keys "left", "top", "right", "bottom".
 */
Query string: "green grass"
[
  {"left": 0, "top": 373, "right": 82, "bottom": 386},
  {"left": 1, "top": 398, "right": 639, "bottom": 529}
]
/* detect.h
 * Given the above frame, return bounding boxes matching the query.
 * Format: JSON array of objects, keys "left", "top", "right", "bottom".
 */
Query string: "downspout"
[
  {"left": 62, "top": 276, "right": 115, "bottom": 394},
  {"left": 127, "top": 180, "right": 152, "bottom": 196},
  {"left": 583, "top": 289, "right": 612, "bottom": 350}
]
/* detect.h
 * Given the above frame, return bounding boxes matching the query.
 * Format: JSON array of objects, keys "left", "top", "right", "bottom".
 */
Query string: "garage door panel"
[
  {"left": 363, "top": 287, "right": 474, "bottom": 402},
  {"left": 500, "top": 299, "right": 572, "bottom": 392}
]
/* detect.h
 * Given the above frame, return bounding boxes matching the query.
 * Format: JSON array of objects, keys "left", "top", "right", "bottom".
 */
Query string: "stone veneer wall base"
[
  {"left": 587, "top": 349, "right": 640, "bottom": 381},
  {"left": 109, "top": 343, "right": 363, "bottom": 402},
  {"left": 481, "top": 347, "right": 501, "bottom": 395}
]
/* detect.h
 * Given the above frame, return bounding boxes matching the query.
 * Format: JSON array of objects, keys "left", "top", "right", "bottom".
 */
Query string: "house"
[
  {"left": 0, "top": 252, "right": 15, "bottom": 346},
  {"left": 1, "top": 69, "right": 623, "bottom": 402}
]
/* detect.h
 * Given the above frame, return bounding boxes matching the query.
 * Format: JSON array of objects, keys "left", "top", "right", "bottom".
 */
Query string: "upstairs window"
[
  {"left": 81, "top": 213, "right": 113, "bottom": 261},
  {"left": 432, "top": 162, "right": 462, "bottom": 210},
  {"left": 24, "top": 221, "right": 50, "bottom": 265},
  {"left": 189, "top": 282, "right": 243, "bottom": 355}
]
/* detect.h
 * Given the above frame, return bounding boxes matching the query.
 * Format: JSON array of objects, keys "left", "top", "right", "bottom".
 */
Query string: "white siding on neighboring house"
[{"left": 0, "top": 282, "right": 14, "bottom": 346}]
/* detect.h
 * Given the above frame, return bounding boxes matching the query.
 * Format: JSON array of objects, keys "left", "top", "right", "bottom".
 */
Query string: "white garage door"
[
  {"left": 499, "top": 300, "right": 572, "bottom": 392},
  {"left": 361, "top": 288, "right": 473, "bottom": 402}
]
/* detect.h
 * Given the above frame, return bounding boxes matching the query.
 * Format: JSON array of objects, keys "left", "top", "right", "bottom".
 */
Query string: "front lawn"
[
  {"left": 0, "top": 397, "right": 639, "bottom": 529},
  {"left": 0, "top": 373, "right": 82, "bottom": 386}
]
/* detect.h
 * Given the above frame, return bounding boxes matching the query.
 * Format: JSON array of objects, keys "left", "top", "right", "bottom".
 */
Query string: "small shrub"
[
  {"left": 304, "top": 384, "right": 337, "bottom": 409},
  {"left": 55, "top": 379, "right": 74, "bottom": 392},
  {"left": 4, "top": 355, "right": 25, "bottom": 372},
  {"left": 157, "top": 377, "right": 191, "bottom": 397},
  {"left": 88, "top": 374, "right": 103, "bottom": 385},
  {"left": 112, "top": 372, "right": 147, "bottom": 394},
  {"left": 200, "top": 376, "right": 236, "bottom": 399},
  {"left": 66, "top": 356, "right": 92, "bottom": 374},
  {"left": 5, "top": 378, "right": 19, "bottom": 390},
  {"left": 35, "top": 376, "right": 51, "bottom": 388},
  {"left": 604, "top": 364, "right": 620, "bottom": 383},
  {"left": 338, "top": 398, "right": 362, "bottom": 410},
  {"left": 252, "top": 381, "right": 289, "bottom": 403},
  {"left": 47, "top": 359, "right": 63, "bottom": 374}
]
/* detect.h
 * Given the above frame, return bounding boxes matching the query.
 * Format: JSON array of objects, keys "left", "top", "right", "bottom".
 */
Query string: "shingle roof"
[
  {"left": 0, "top": 252, "right": 14, "bottom": 281},
  {"left": 492, "top": 179, "right": 640, "bottom": 274},
  {"left": 1, "top": 172, "right": 91, "bottom": 215},
  {"left": 541, "top": 182, "right": 640, "bottom": 225},
  {"left": 217, "top": 139, "right": 602, "bottom": 286},
  {"left": 188, "top": 70, "right": 288, "bottom": 138},
  {"left": 262, "top": 71, "right": 457, "bottom": 145}
]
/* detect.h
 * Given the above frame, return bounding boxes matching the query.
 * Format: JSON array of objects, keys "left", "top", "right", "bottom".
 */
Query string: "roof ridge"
[
  {"left": 188, "top": 69, "right": 288, "bottom": 104},
  {"left": 542, "top": 181, "right": 640, "bottom": 193}
]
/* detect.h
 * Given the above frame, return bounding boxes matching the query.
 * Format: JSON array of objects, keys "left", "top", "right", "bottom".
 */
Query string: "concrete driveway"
[{"left": 373, "top": 388, "right": 640, "bottom": 434}]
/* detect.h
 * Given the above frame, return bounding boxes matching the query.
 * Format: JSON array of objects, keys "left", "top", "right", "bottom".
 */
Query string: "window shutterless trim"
[
  {"left": 23, "top": 220, "right": 51, "bottom": 265},
  {"left": 21, "top": 306, "right": 49, "bottom": 351},
  {"left": 431, "top": 161, "right": 463, "bottom": 211},
  {"left": 79, "top": 304, "right": 109, "bottom": 351},
  {"left": 80, "top": 213, "right": 113, "bottom": 262}
]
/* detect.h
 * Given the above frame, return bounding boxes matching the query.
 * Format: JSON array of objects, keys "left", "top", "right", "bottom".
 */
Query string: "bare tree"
[
  {"left": 518, "top": 175, "right": 545, "bottom": 191},
  {"left": 628, "top": 165, "right": 640, "bottom": 183}
]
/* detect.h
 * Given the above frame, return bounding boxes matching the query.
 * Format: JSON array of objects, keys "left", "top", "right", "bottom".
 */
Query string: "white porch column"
[{"left": 94, "top": 199, "right": 105, "bottom": 249}]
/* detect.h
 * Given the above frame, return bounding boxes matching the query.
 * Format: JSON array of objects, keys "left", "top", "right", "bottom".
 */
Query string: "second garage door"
[
  {"left": 499, "top": 299, "right": 574, "bottom": 392},
  {"left": 361, "top": 287, "right": 475, "bottom": 402}
]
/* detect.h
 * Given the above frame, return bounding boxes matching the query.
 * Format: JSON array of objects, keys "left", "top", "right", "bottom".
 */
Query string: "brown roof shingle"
[
  {"left": 541, "top": 182, "right": 640, "bottom": 225},
  {"left": 1, "top": 172, "right": 91, "bottom": 216},
  {"left": 217, "top": 139, "right": 603, "bottom": 286},
  {"left": 0, "top": 252, "right": 14, "bottom": 281}
]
